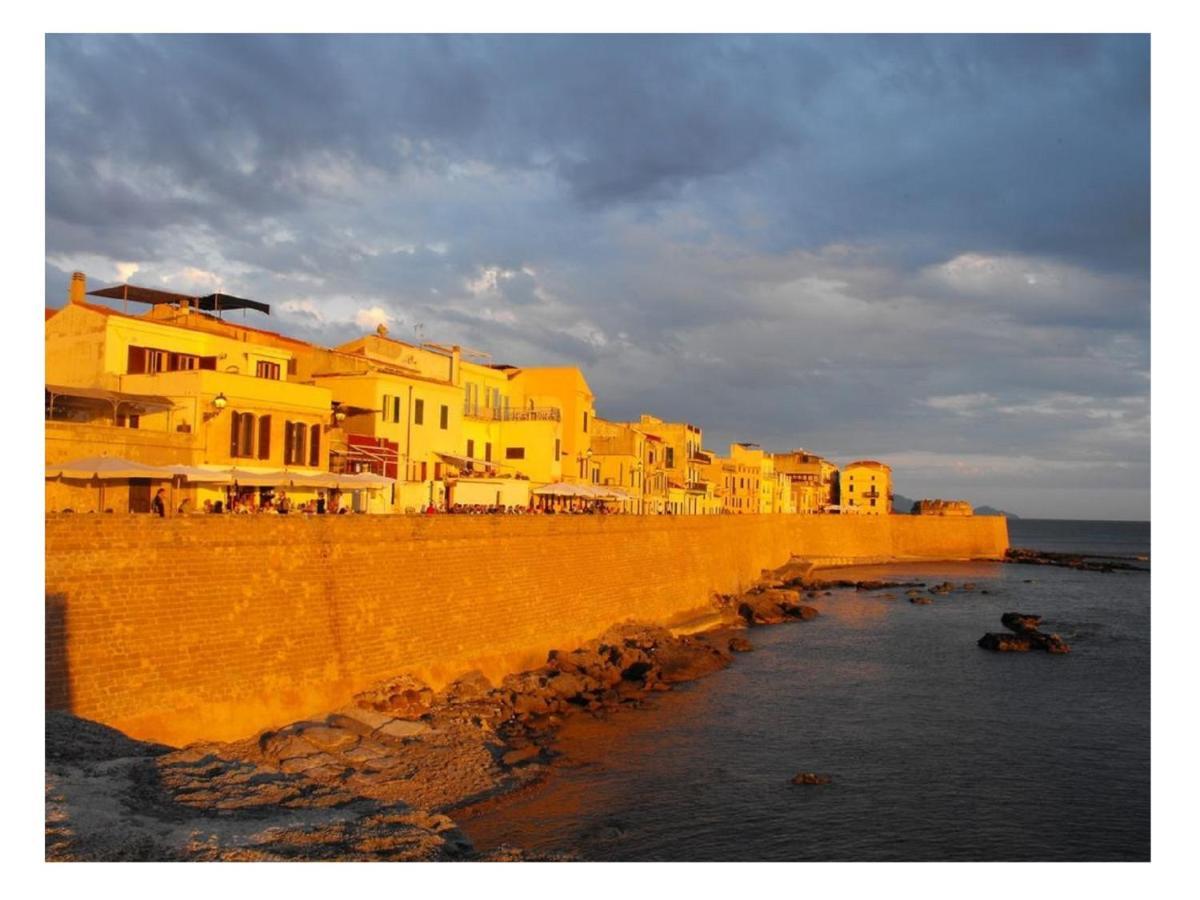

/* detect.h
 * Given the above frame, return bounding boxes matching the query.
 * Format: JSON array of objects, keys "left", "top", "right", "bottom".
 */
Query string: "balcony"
[
  {"left": 862, "top": 489, "right": 881, "bottom": 500},
  {"left": 462, "top": 404, "right": 561, "bottom": 422}
]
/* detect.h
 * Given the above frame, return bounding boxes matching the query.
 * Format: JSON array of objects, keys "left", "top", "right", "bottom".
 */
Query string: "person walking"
[{"left": 151, "top": 488, "right": 166, "bottom": 517}]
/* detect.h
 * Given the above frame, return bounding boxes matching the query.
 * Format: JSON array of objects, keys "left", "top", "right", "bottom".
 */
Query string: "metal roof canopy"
[
  {"left": 197, "top": 293, "right": 271, "bottom": 315},
  {"left": 88, "top": 284, "right": 196, "bottom": 306},
  {"left": 46, "top": 384, "right": 177, "bottom": 412},
  {"left": 87, "top": 284, "right": 270, "bottom": 316}
]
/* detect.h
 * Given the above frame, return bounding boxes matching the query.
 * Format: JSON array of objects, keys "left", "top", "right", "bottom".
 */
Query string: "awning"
[
  {"left": 197, "top": 293, "right": 271, "bottom": 315},
  {"left": 46, "top": 384, "right": 177, "bottom": 413},
  {"left": 88, "top": 284, "right": 197, "bottom": 306},
  {"left": 163, "top": 465, "right": 233, "bottom": 483},
  {"left": 532, "top": 482, "right": 592, "bottom": 497},
  {"left": 46, "top": 456, "right": 176, "bottom": 480}
]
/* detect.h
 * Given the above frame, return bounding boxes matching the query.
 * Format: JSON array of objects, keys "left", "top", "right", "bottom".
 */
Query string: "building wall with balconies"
[{"left": 841, "top": 460, "right": 892, "bottom": 515}]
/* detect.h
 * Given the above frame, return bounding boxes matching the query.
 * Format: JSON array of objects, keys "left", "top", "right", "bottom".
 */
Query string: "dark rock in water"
[
  {"left": 979, "top": 614, "right": 1070, "bottom": 654},
  {"left": 736, "top": 589, "right": 815, "bottom": 626},
  {"left": 791, "top": 772, "right": 832, "bottom": 785},
  {"left": 728, "top": 636, "right": 753, "bottom": 653},
  {"left": 1001, "top": 612, "right": 1042, "bottom": 634},
  {"left": 929, "top": 581, "right": 955, "bottom": 595},
  {"left": 981, "top": 590, "right": 991, "bottom": 595},
  {"left": 910, "top": 595, "right": 933, "bottom": 605},
  {"left": 1005, "top": 547, "right": 1148, "bottom": 573},
  {"left": 961, "top": 582, "right": 977, "bottom": 591},
  {"left": 856, "top": 580, "right": 887, "bottom": 591},
  {"left": 978, "top": 632, "right": 1033, "bottom": 652}
]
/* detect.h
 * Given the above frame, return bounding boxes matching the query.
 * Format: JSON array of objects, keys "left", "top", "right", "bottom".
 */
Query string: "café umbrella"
[{"left": 45, "top": 455, "right": 176, "bottom": 512}]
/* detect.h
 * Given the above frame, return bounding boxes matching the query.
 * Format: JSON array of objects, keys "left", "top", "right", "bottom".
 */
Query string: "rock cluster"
[
  {"left": 977, "top": 612, "right": 1070, "bottom": 654},
  {"left": 790, "top": 772, "right": 832, "bottom": 785},
  {"left": 1005, "top": 548, "right": 1148, "bottom": 573}
]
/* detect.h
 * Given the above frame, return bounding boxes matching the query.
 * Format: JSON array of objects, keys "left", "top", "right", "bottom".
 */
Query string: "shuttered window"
[
  {"left": 439, "top": 404, "right": 448, "bottom": 429},
  {"left": 392, "top": 397, "right": 401, "bottom": 423},
  {"left": 309, "top": 424, "right": 321, "bottom": 467},
  {"left": 284, "top": 421, "right": 307, "bottom": 465},
  {"left": 414, "top": 399, "right": 424, "bottom": 425},
  {"left": 230, "top": 412, "right": 256, "bottom": 458},
  {"left": 257, "top": 415, "right": 272, "bottom": 461}
]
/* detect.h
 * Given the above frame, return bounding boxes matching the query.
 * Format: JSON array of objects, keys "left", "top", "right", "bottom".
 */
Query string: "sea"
[{"left": 459, "top": 519, "right": 1151, "bottom": 861}]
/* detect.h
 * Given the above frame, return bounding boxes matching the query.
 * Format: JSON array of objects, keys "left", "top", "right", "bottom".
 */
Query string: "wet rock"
[
  {"left": 728, "top": 636, "right": 753, "bottom": 653},
  {"left": 977, "top": 632, "right": 1033, "bottom": 652},
  {"left": 910, "top": 595, "right": 933, "bottom": 605},
  {"left": 791, "top": 772, "right": 832, "bottom": 785},
  {"left": 1000, "top": 612, "right": 1042, "bottom": 634},
  {"left": 930, "top": 582, "right": 955, "bottom": 595},
  {"left": 654, "top": 638, "right": 731, "bottom": 683},
  {"left": 979, "top": 613, "right": 1070, "bottom": 654}
]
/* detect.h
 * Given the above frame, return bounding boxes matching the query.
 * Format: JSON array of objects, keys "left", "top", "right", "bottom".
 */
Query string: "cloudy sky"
[{"left": 44, "top": 34, "right": 1150, "bottom": 519}]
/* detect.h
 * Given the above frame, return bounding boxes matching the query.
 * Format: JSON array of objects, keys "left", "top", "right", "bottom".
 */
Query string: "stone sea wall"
[{"left": 45, "top": 513, "right": 1008, "bottom": 745}]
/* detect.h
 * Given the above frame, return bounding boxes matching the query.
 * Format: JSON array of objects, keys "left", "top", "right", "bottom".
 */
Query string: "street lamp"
[{"left": 212, "top": 392, "right": 228, "bottom": 410}]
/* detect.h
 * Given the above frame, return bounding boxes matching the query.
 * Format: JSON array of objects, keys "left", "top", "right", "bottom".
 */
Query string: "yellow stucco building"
[
  {"left": 46, "top": 272, "right": 903, "bottom": 519},
  {"left": 46, "top": 274, "right": 336, "bottom": 513},
  {"left": 840, "top": 460, "right": 893, "bottom": 514}
]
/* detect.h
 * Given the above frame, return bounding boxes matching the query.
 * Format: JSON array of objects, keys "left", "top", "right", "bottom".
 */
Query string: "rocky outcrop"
[
  {"left": 1005, "top": 548, "right": 1148, "bottom": 573},
  {"left": 735, "top": 589, "right": 820, "bottom": 626},
  {"left": 978, "top": 612, "right": 1070, "bottom": 654},
  {"left": 791, "top": 772, "right": 832, "bottom": 785}
]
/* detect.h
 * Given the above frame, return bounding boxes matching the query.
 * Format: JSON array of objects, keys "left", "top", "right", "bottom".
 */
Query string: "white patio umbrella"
[{"left": 46, "top": 456, "right": 174, "bottom": 480}]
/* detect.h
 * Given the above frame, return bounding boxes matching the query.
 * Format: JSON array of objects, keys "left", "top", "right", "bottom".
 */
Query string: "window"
[
  {"left": 256, "top": 360, "right": 281, "bottom": 380},
  {"left": 849, "top": 483, "right": 855, "bottom": 492},
  {"left": 555, "top": 438, "right": 561, "bottom": 461},
  {"left": 287, "top": 358, "right": 298, "bottom": 376},
  {"left": 466, "top": 439, "right": 475, "bottom": 459},
  {"left": 419, "top": 461, "right": 428, "bottom": 481},
  {"left": 870, "top": 498, "right": 877, "bottom": 507},
  {"left": 414, "top": 399, "right": 424, "bottom": 425},
  {"left": 127, "top": 345, "right": 215, "bottom": 374},
  {"left": 284, "top": 421, "right": 307, "bottom": 465},
  {"left": 440, "top": 404, "right": 449, "bottom": 429},
  {"left": 485, "top": 442, "right": 492, "bottom": 462},
  {"left": 434, "top": 463, "right": 443, "bottom": 481},
  {"left": 115, "top": 412, "right": 140, "bottom": 429},
  {"left": 309, "top": 424, "right": 321, "bottom": 467},
  {"left": 506, "top": 447, "right": 525, "bottom": 460},
  {"left": 230, "top": 412, "right": 256, "bottom": 458},
  {"left": 666, "top": 447, "right": 675, "bottom": 468},
  {"left": 381, "top": 395, "right": 390, "bottom": 420},
  {"left": 583, "top": 411, "right": 589, "bottom": 432},
  {"left": 392, "top": 397, "right": 401, "bottom": 423},
  {"left": 258, "top": 415, "right": 272, "bottom": 461}
]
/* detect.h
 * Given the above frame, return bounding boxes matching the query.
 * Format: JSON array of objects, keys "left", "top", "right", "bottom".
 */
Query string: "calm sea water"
[{"left": 461, "top": 519, "right": 1150, "bottom": 861}]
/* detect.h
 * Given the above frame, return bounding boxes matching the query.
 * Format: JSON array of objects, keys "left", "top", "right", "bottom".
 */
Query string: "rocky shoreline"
[
  {"left": 48, "top": 555, "right": 1056, "bottom": 861},
  {"left": 48, "top": 558, "right": 843, "bottom": 861}
]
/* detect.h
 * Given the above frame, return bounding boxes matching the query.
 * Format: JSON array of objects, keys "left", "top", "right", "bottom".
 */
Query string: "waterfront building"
[
  {"left": 773, "top": 449, "right": 839, "bottom": 513},
  {"left": 840, "top": 460, "right": 893, "bottom": 514},
  {"left": 629, "top": 415, "right": 719, "bottom": 515},
  {"left": 45, "top": 274, "right": 334, "bottom": 513},
  {"left": 591, "top": 417, "right": 649, "bottom": 511}
]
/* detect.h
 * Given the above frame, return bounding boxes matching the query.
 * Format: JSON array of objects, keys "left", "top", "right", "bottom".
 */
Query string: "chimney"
[
  {"left": 450, "top": 344, "right": 461, "bottom": 384},
  {"left": 68, "top": 271, "right": 86, "bottom": 305}
]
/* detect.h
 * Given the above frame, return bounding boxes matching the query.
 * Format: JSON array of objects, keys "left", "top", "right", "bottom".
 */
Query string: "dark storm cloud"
[{"left": 44, "top": 34, "right": 1150, "bottom": 518}]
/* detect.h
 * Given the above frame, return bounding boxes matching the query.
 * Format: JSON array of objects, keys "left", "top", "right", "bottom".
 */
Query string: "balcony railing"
[{"left": 462, "top": 404, "right": 561, "bottom": 422}]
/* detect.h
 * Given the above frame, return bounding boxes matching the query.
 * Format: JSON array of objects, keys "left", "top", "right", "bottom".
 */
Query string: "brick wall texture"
[{"left": 45, "top": 513, "right": 1008, "bottom": 745}]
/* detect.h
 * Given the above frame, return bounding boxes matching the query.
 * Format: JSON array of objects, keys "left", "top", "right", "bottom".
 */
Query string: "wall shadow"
[{"left": 46, "top": 592, "right": 72, "bottom": 712}]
